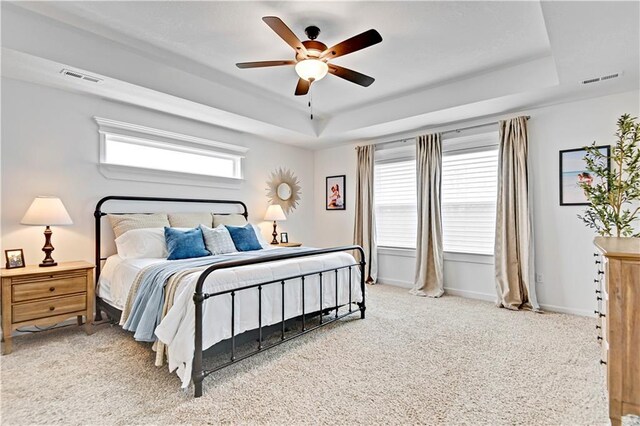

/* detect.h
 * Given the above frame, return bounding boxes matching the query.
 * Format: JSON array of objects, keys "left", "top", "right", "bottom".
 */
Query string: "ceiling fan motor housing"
[
  {"left": 298, "top": 40, "right": 328, "bottom": 59},
  {"left": 304, "top": 25, "right": 321, "bottom": 40}
]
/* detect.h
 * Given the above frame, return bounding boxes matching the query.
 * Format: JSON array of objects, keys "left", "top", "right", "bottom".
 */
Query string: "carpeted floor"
[{"left": 0, "top": 284, "right": 634, "bottom": 425}]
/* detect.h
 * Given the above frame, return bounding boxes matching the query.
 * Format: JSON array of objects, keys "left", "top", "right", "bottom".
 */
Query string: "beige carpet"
[{"left": 0, "top": 284, "right": 633, "bottom": 425}]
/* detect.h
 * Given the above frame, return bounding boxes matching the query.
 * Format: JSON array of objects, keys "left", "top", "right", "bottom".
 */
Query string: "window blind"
[
  {"left": 441, "top": 147, "right": 499, "bottom": 255},
  {"left": 374, "top": 159, "right": 417, "bottom": 248}
]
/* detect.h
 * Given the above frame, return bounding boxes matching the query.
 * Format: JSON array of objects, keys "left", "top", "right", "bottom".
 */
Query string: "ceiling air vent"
[
  {"left": 60, "top": 69, "right": 103, "bottom": 84},
  {"left": 581, "top": 71, "right": 622, "bottom": 85}
]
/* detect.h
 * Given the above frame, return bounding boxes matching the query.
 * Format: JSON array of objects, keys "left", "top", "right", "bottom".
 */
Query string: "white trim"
[
  {"left": 378, "top": 247, "right": 416, "bottom": 258},
  {"left": 444, "top": 287, "right": 495, "bottom": 302},
  {"left": 94, "top": 117, "right": 249, "bottom": 154},
  {"left": 538, "top": 303, "right": 592, "bottom": 317},
  {"left": 98, "top": 163, "right": 242, "bottom": 189},
  {"left": 377, "top": 277, "right": 413, "bottom": 288}
]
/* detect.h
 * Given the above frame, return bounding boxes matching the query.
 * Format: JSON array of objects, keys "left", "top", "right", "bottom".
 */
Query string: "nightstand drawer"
[
  {"left": 12, "top": 294, "right": 86, "bottom": 323},
  {"left": 12, "top": 275, "right": 86, "bottom": 302}
]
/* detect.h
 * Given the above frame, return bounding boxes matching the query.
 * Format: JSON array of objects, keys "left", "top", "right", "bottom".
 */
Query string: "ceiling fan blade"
[
  {"left": 328, "top": 64, "right": 375, "bottom": 87},
  {"left": 236, "top": 60, "right": 296, "bottom": 69},
  {"left": 295, "top": 78, "right": 311, "bottom": 96},
  {"left": 262, "top": 16, "right": 308, "bottom": 58},
  {"left": 320, "top": 29, "right": 382, "bottom": 60}
]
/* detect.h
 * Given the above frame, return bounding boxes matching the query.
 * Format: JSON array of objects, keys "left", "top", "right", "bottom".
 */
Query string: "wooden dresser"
[
  {"left": 1, "top": 261, "right": 94, "bottom": 354},
  {"left": 594, "top": 237, "right": 640, "bottom": 426}
]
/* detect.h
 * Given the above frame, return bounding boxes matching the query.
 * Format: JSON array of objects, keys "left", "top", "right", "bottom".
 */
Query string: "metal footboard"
[{"left": 192, "top": 245, "right": 366, "bottom": 397}]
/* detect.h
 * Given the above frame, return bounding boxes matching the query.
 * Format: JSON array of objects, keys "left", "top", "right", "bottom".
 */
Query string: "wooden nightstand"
[
  {"left": 1, "top": 261, "right": 94, "bottom": 354},
  {"left": 278, "top": 242, "right": 302, "bottom": 247}
]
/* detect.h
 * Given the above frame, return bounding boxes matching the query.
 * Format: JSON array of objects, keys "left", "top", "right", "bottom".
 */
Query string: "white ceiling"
[{"left": 3, "top": 1, "right": 639, "bottom": 148}]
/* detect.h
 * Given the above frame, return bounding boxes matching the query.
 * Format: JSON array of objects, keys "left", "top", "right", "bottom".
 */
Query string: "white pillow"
[
  {"left": 114, "top": 228, "right": 168, "bottom": 259},
  {"left": 250, "top": 223, "right": 270, "bottom": 249},
  {"left": 200, "top": 224, "right": 237, "bottom": 255}
]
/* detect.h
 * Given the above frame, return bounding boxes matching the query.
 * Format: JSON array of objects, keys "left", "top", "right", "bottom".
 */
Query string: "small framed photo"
[
  {"left": 559, "top": 145, "right": 610, "bottom": 205},
  {"left": 326, "top": 175, "right": 346, "bottom": 210},
  {"left": 280, "top": 232, "right": 289, "bottom": 243},
  {"left": 5, "top": 249, "right": 25, "bottom": 269}
]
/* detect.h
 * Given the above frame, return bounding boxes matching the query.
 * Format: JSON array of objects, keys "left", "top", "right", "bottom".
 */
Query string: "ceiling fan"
[{"left": 236, "top": 16, "right": 383, "bottom": 96}]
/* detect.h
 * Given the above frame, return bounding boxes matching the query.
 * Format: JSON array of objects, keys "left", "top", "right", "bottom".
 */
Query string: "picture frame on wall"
[
  {"left": 326, "top": 175, "right": 346, "bottom": 210},
  {"left": 5, "top": 248, "right": 25, "bottom": 269},
  {"left": 559, "top": 145, "right": 610, "bottom": 206}
]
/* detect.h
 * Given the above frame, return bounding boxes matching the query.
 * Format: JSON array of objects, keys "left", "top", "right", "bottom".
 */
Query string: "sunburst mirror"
[{"left": 266, "top": 168, "right": 301, "bottom": 214}]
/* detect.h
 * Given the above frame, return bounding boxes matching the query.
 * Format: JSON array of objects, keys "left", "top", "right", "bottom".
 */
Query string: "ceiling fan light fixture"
[{"left": 295, "top": 59, "right": 328, "bottom": 82}]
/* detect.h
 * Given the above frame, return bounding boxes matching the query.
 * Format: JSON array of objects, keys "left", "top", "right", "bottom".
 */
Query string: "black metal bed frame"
[{"left": 94, "top": 196, "right": 366, "bottom": 397}]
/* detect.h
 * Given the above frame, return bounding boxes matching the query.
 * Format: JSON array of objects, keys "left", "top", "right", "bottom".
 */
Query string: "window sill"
[
  {"left": 377, "top": 247, "right": 494, "bottom": 265},
  {"left": 99, "top": 163, "right": 243, "bottom": 189}
]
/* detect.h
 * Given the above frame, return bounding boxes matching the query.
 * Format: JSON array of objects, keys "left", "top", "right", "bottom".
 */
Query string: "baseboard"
[
  {"left": 443, "top": 287, "right": 495, "bottom": 302},
  {"left": 538, "top": 303, "right": 592, "bottom": 317},
  {"left": 378, "top": 279, "right": 592, "bottom": 317},
  {"left": 377, "top": 277, "right": 413, "bottom": 288}
]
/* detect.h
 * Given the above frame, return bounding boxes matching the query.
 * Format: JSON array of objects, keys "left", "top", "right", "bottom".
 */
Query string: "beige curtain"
[
  {"left": 494, "top": 116, "right": 540, "bottom": 311},
  {"left": 354, "top": 145, "right": 378, "bottom": 284},
  {"left": 410, "top": 133, "right": 444, "bottom": 297}
]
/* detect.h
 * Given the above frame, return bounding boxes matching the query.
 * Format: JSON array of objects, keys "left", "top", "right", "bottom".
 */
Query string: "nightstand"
[
  {"left": 278, "top": 242, "right": 302, "bottom": 247},
  {"left": 1, "top": 261, "right": 94, "bottom": 354}
]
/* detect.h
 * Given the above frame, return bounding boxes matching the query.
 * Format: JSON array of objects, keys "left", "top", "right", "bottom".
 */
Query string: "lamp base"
[
  {"left": 271, "top": 220, "right": 279, "bottom": 245},
  {"left": 39, "top": 225, "right": 57, "bottom": 268}
]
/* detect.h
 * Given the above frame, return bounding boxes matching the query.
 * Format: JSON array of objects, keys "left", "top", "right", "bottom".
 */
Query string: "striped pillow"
[{"left": 108, "top": 213, "right": 170, "bottom": 238}]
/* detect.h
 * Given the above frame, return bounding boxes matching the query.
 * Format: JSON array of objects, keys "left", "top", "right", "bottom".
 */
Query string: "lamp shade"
[
  {"left": 264, "top": 204, "right": 286, "bottom": 221},
  {"left": 21, "top": 196, "right": 73, "bottom": 226}
]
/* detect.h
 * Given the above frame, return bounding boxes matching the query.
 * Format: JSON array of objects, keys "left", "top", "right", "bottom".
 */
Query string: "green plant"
[{"left": 578, "top": 114, "right": 640, "bottom": 237}]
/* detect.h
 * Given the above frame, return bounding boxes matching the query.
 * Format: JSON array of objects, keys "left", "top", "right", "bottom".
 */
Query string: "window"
[
  {"left": 374, "top": 146, "right": 417, "bottom": 249},
  {"left": 95, "top": 117, "right": 247, "bottom": 186},
  {"left": 441, "top": 137, "right": 499, "bottom": 255},
  {"left": 103, "top": 136, "right": 241, "bottom": 179}
]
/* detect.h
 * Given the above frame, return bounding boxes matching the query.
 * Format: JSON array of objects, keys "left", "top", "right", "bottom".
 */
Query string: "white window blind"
[
  {"left": 441, "top": 146, "right": 499, "bottom": 255},
  {"left": 374, "top": 159, "right": 417, "bottom": 248}
]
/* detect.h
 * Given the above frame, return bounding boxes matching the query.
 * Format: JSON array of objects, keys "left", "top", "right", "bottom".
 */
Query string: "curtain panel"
[
  {"left": 354, "top": 145, "right": 378, "bottom": 284},
  {"left": 410, "top": 133, "right": 444, "bottom": 297},
  {"left": 494, "top": 116, "right": 540, "bottom": 311}
]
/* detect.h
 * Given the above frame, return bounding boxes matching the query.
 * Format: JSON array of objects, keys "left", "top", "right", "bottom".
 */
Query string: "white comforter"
[{"left": 99, "top": 250, "right": 363, "bottom": 387}]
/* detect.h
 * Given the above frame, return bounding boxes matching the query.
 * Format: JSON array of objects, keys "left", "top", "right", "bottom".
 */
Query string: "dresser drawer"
[
  {"left": 12, "top": 294, "right": 86, "bottom": 323},
  {"left": 12, "top": 275, "right": 86, "bottom": 302}
]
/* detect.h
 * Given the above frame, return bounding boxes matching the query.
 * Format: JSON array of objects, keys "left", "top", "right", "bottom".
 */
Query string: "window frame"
[{"left": 95, "top": 117, "right": 247, "bottom": 188}]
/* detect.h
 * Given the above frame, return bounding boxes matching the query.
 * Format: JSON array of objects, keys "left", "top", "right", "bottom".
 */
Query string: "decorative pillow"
[
  {"left": 250, "top": 223, "right": 270, "bottom": 249},
  {"left": 213, "top": 214, "right": 247, "bottom": 228},
  {"left": 200, "top": 224, "right": 237, "bottom": 255},
  {"left": 108, "top": 213, "right": 170, "bottom": 238},
  {"left": 115, "top": 228, "right": 168, "bottom": 259},
  {"left": 164, "top": 227, "right": 210, "bottom": 260},
  {"left": 226, "top": 224, "right": 262, "bottom": 252},
  {"left": 168, "top": 213, "right": 213, "bottom": 228}
]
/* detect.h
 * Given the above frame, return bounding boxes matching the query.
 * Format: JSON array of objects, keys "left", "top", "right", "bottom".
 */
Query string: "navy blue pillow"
[
  {"left": 226, "top": 224, "right": 262, "bottom": 251},
  {"left": 164, "top": 227, "right": 210, "bottom": 260}
]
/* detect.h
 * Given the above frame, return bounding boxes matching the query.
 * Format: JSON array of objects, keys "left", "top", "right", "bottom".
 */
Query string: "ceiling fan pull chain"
[{"left": 309, "top": 85, "right": 314, "bottom": 120}]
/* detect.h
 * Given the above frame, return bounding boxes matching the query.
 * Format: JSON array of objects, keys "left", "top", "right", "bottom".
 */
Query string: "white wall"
[
  {"left": 0, "top": 78, "right": 315, "bottom": 265},
  {"left": 313, "top": 90, "right": 640, "bottom": 316}
]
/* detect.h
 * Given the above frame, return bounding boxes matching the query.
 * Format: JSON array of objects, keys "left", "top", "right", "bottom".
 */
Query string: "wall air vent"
[
  {"left": 581, "top": 71, "right": 622, "bottom": 85},
  {"left": 60, "top": 69, "right": 103, "bottom": 84}
]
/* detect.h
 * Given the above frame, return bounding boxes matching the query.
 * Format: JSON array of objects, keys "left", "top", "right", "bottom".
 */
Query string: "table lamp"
[
  {"left": 21, "top": 196, "right": 73, "bottom": 267},
  {"left": 264, "top": 204, "right": 286, "bottom": 245}
]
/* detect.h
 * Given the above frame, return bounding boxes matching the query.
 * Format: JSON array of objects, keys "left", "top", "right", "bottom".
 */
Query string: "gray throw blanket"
[{"left": 122, "top": 248, "right": 311, "bottom": 342}]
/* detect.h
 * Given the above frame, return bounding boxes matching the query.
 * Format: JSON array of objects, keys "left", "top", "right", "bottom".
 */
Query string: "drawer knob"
[
  {"left": 596, "top": 325, "right": 602, "bottom": 330},
  {"left": 596, "top": 296, "right": 602, "bottom": 301},
  {"left": 597, "top": 336, "right": 603, "bottom": 341},
  {"left": 49, "top": 287, "right": 55, "bottom": 292},
  {"left": 48, "top": 275, "right": 54, "bottom": 279},
  {"left": 595, "top": 260, "right": 601, "bottom": 264},
  {"left": 600, "top": 360, "right": 607, "bottom": 365},
  {"left": 594, "top": 279, "right": 600, "bottom": 283},
  {"left": 595, "top": 289, "right": 601, "bottom": 294},
  {"left": 593, "top": 253, "right": 599, "bottom": 257},
  {"left": 597, "top": 270, "right": 605, "bottom": 275},
  {"left": 49, "top": 306, "right": 55, "bottom": 311}
]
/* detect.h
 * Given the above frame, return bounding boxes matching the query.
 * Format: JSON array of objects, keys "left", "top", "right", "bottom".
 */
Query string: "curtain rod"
[{"left": 360, "top": 115, "right": 531, "bottom": 149}]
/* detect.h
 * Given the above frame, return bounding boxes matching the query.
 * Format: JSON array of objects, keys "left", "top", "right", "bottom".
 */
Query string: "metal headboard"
[{"left": 94, "top": 195, "right": 248, "bottom": 283}]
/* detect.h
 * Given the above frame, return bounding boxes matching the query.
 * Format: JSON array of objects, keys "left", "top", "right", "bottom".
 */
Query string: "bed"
[{"left": 94, "top": 196, "right": 366, "bottom": 397}]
